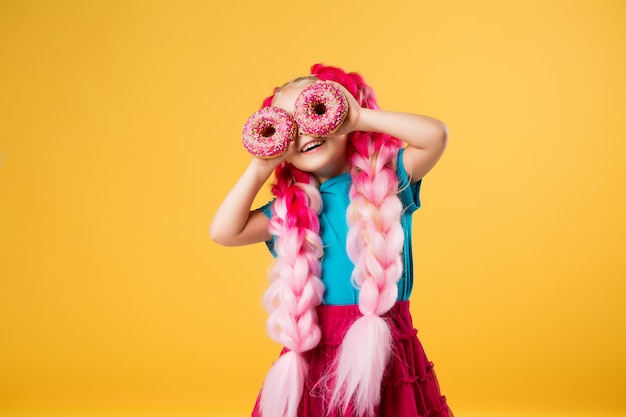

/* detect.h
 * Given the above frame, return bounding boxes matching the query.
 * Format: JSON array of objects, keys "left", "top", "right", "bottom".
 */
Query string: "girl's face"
[{"left": 272, "top": 81, "right": 350, "bottom": 183}]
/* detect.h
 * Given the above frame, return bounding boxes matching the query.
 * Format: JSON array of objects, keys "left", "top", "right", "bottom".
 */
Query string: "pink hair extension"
[
  {"left": 260, "top": 159, "right": 325, "bottom": 417},
  {"left": 313, "top": 64, "right": 404, "bottom": 417}
]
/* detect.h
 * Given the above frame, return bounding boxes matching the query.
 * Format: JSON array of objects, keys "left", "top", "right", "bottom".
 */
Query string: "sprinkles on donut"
[
  {"left": 294, "top": 82, "right": 348, "bottom": 136},
  {"left": 242, "top": 107, "right": 297, "bottom": 159}
]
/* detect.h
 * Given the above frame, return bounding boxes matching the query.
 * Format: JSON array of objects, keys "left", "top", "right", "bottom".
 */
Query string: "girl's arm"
[
  {"left": 356, "top": 109, "right": 448, "bottom": 183},
  {"left": 210, "top": 154, "right": 288, "bottom": 247},
  {"left": 328, "top": 81, "right": 448, "bottom": 183}
]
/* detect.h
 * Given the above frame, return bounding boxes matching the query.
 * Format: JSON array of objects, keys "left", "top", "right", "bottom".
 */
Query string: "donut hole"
[
  {"left": 313, "top": 103, "right": 327, "bottom": 116},
  {"left": 261, "top": 127, "right": 276, "bottom": 137}
]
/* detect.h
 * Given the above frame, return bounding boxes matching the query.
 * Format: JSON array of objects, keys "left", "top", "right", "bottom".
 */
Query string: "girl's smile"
[{"left": 299, "top": 139, "right": 326, "bottom": 153}]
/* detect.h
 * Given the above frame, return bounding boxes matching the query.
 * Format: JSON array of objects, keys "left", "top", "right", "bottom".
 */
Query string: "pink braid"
[
  {"left": 259, "top": 96, "right": 325, "bottom": 417},
  {"left": 313, "top": 64, "right": 404, "bottom": 417}
]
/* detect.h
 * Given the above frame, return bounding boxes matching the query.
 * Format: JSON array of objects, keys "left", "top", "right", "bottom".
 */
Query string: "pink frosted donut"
[
  {"left": 242, "top": 107, "right": 297, "bottom": 159},
  {"left": 294, "top": 83, "right": 348, "bottom": 136}
]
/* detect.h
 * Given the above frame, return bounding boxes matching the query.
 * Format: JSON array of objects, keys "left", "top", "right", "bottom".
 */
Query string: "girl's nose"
[{"left": 298, "top": 128, "right": 319, "bottom": 138}]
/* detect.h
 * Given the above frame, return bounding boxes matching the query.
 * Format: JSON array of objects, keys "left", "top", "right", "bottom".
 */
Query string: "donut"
[
  {"left": 242, "top": 107, "right": 297, "bottom": 159},
  {"left": 294, "top": 83, "right": 348, "bottom": 136}
]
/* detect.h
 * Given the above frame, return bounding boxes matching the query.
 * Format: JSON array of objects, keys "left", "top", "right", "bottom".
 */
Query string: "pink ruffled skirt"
[{"left": 252, "top": 301, "right": 453, "bottom": 417}]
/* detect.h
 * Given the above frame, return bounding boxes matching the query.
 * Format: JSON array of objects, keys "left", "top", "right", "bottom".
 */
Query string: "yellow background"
[{"left": 1, "top": 0, "right": 625, "bottom": 416}]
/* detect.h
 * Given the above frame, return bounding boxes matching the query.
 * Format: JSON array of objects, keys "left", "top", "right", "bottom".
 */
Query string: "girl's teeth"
[{"left": 303, "top": 141, "right": 324, "bottom": 152}]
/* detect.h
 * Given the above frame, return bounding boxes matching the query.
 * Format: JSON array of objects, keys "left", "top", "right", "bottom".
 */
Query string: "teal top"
[{"left": 259, "top": 148, "right": 422, "bottom": 306}]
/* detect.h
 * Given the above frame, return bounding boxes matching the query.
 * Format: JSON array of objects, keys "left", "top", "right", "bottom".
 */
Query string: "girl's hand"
[{"left": 249, "top": 140, "right": 296, "bottom": 174}]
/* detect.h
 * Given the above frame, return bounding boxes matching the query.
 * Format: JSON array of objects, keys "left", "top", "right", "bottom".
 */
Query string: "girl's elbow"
[
  {"left": 209, "top": 224, "right": 231, "bottom": 246},
  {"left": 438, "top": 121, "right": 449, "bottom": 143},
  {"left": 435, "top": 122, "right": 449, "bottom": 153}
]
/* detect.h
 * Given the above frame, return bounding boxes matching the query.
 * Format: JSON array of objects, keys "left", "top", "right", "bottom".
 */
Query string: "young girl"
[{"left": 210, "top": 64, "right": 453, "bottom": 417}]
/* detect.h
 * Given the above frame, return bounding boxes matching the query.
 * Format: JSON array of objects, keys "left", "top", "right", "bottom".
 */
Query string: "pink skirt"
[{"left": 252, "top": 301, "right": 453, "bottom": 417}]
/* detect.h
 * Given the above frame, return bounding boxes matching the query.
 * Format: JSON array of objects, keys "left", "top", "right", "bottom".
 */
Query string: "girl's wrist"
[
  {"left": 248, "top": 157, "right": 279, "bottom": 181},
  {"left": 354, "top": 108, "right": 379, "bottom": 133}
]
